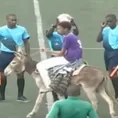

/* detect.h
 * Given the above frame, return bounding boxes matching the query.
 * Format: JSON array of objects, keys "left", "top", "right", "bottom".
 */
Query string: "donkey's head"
[{"left": 4, "top": 47, "right": 27, "bottom": 76}]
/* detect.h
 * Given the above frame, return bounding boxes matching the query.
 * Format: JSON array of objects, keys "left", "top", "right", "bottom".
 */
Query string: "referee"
[{"left": 0, "top": 14, "right": 30, "bottom": 102}]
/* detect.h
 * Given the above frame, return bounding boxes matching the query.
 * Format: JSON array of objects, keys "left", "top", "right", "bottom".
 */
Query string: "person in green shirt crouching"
[{"left": 46, "top": 84, "right": 99, "bottom": 118}]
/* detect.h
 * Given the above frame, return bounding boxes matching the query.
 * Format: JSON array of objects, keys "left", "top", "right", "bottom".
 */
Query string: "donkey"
[{"left": 4, "top": 48, "right": 118, "bottom": 118}]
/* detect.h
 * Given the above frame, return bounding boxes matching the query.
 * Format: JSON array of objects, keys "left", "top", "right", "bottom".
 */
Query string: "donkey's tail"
[{"left": 104, "top": 76, "right": 118, "bottom": 104}]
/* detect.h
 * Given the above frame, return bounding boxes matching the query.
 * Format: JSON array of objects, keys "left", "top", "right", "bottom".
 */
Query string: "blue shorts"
[
  {"left": 104, "top": 50, "right": 118, "bottom": 71},
  {"left": 0, "top": 51, "right": 15, "bottom": 72}
]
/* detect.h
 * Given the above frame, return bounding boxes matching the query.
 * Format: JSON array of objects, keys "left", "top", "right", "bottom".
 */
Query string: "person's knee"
[{"left": 36, "top": 62, "right": 44, "bottom": 71}]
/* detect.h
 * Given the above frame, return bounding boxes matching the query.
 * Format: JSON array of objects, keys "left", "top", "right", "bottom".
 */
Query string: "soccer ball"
[{"left": 57, "top": 13, "right": 73, "bottom": 23}]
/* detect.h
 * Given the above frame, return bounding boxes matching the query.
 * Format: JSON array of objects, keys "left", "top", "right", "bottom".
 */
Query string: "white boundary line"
[
  {"left": 30, "top": 47, "right": 104, "bottom": 58},
  {"left": 30, "top": 47, "right": 104, "bottom": 50},
  {"left": 33, "top": 0, "right": 53, "bottom": 111},
  {"left": 31, "top": 51, "right": 40, "bottom": 57}
]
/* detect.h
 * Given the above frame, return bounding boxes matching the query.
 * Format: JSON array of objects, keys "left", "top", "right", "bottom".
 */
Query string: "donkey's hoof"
[
  {"left": 111, "top": 116, "right": 118, "bottom": 118},
  {"left": 111, "top": 113, "right": 118, "bottom": 118},
  {"left": 26, "top": 112, "right": 36, "bottom": 118}
]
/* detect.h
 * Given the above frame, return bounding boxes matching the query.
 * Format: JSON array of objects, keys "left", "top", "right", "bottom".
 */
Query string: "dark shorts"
[
  {"left": 0, "top": 51, "right": 15, "bottom": 72},
  {"left": 104, "top": 50, "right": 118, "bottom": 71}
]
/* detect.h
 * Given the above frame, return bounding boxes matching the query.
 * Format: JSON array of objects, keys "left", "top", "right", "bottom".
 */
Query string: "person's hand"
[
  {"left": 40, "top": 48, "right": 50, "bottom": 53},
  {"left": 71, "top": 19, "right": 76, "bottom": 25},
  {"left": 40, "top": 48, "right": 47, "bottom": 52},
  {"left": 101, "top": 22, "right": 107, "bottom": 28},
  {"left": 51, "top": 24, "right": 57, "bottom": 28}
]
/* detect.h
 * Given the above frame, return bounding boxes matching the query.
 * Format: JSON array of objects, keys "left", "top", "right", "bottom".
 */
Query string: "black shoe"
[
  {"left": 17, "top": 96, "right": 29, "bottom": 103},
  {"left": 116, "top": 98, "right": 118, "bottom": 101}
]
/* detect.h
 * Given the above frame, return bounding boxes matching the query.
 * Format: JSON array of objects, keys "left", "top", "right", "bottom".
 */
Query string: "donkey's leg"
[
  {"left": 83, "top": 88, "right": 98, "bottom": 110},
  {"left": 27, "top": 73, "right": 46, "bottom": 118},
  {"left": 52, "top": 91, "right": 59, "bottom": 101},
  {"left": 26, "top": 91, "right": 45, "bottom": 118},
  {"left": 99, "top": 88, "right": 117, "bottom": 118}
]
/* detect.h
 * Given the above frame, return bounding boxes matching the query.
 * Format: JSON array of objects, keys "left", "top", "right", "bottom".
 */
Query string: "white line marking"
[
  {"left": 30, "top": 47, "right": 104, "bottom": 50},
  {"left": 83, "top": 48, "right": 103, "bottom": 50},
  {"left": 33, "top": 0, "right": 46, "bottom": 60},
  {"left": 33, "top": 0, "right": 53, "bottom": 111},
  {"left": 31, "top": 51, "right": 40, "bottom": 56}
]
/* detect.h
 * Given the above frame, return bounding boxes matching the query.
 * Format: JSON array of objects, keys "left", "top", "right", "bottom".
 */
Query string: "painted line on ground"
[
  {"left": 31, "top": 51, "right": 40, "bottom": 57},
  {"left": 30, "top": 47, "right": 104, "bottom": 57},
  {"left": 33, "top": 0, "right": 53, "bottom": 112},
  {"left": 30, "top": 47, "right": 104, "bottom": 50}
]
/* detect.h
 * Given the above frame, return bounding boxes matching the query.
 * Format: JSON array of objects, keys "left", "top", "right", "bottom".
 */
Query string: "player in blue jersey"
[
  {"left": 46, "top": 14, "right": 79, "bottom": 55},
  {"left": 97, "top": 14, "right": 118, "bottom": 100},
  {"left": 0, "top": 14, "right": 30, "bottom": 102}
]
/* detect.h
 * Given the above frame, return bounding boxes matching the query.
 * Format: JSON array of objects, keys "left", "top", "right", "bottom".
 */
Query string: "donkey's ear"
[
  {"left": 17, "top": 47, "right": 27, "bottom": 56},
  {"left": 14, "top": 51, "right": 22, "bottom": 59},
  {"left": 14, "top": 51, "right": 18, "bottom": 56}
]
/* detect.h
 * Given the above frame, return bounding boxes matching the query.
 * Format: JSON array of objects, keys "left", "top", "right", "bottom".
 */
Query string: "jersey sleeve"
[
  {"left": 48, "top": 32, "right": 57, "bottom": 40},
  {"left": 46, "top": 102, "right": 59, "bottom": 118},
  {"left": 0, "top": 29, "right": 3, "bottom": 39},
  {"left": 102, "top": 27, "right": 110, "bottom": 40},
  {"left": 22, "top": 28, "right": 30, "bottom": 40},
  {"left": 88, "top": 104, "right": 99, "bottom": 118}
]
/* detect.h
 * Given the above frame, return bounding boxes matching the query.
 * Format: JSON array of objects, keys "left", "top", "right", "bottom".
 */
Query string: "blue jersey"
[
  {"left": 0, "top": 25, "right": 30, "bottom": 53},
  {"left": 102, "top": 26, "right": 118, "bottom": 50},
  {"left": 48, "top": 31, "right": 63, "bottom": 51}
]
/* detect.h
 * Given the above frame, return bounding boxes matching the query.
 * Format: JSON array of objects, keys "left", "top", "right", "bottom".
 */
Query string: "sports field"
[{"left": 0, "top": 0, "right": 118, "bottom": 118}]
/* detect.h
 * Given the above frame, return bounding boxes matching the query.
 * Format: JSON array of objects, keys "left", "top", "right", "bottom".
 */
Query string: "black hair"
[
  {"left": 6, "top": 13, "right": 16, "bottom": 19},
  {"left": 66, "top": 84, "right": 81, "bottom": 96},
  {"left": 58, "top": 21, "right": 72, "bottom": 30},
  {"left": 105, "top": 14, "right": 117, "bottom": 21}
]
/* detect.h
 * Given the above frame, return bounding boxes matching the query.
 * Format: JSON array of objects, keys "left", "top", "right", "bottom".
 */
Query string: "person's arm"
[
  {"left": 44, "top": 36, "right": 69, "bottom": 56},
  {"left": 46, "top": 102, "right": 59, "bottom": 118},
  {"left": 24, "top": 39, "right": 30, "bottom": 55},
  {"left": 88, "top": 104, "right": 99, "bottom": 118},
  {"left": 71, "top": 19, "right": 79, "bottom": 36},
  {"left": 96, "top": 28, "right": 104, "bottom": 42},
  {"left": 72, "top": 24, "right": 79, "bottom": 36},
  {"left": 22, "top": 28, "right": 30, "bottom": 55},
  {"left": 46, "top": 49, "right": 65, "bottom": 56},
  {"left": 46, "top": 25, "right": 56, "bottom": 38},
  {"left": 96, "top": 22, "right": 107, "bottom": 42}
]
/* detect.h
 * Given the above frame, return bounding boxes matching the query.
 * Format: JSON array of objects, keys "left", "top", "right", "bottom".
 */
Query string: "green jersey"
[{"left": 46, "top": 96, "right": 99, "bottom": 118}]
